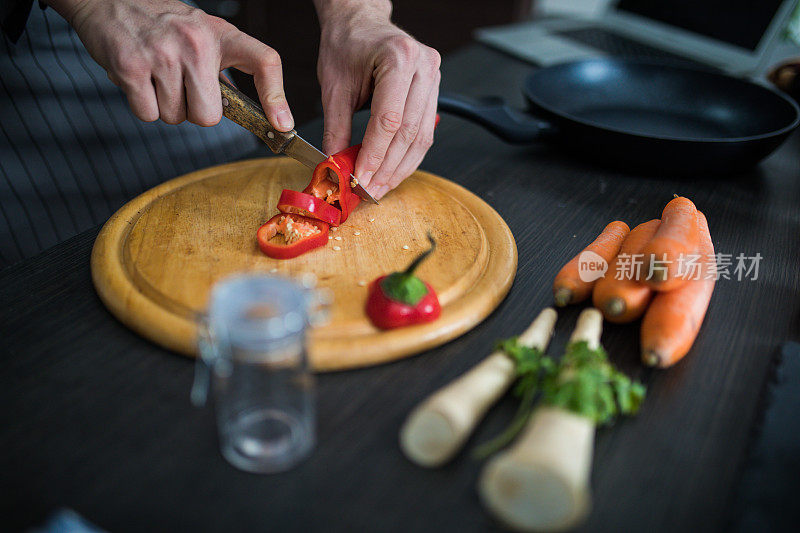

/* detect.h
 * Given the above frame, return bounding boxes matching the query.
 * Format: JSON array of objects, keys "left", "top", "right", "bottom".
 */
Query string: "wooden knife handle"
[{"left": 219, "top": 78, "right": 295, "bottom": 153}]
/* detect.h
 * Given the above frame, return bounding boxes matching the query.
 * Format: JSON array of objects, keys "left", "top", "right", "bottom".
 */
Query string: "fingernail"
[
  {"left": 276, "top": 109, "right": 293, "bottom": 131},
  {"left": 366, "top": 182, "right": 383, "bottom": 198},
  {"left": 373, "top": 185, "right": 389, "bottom": 200}
]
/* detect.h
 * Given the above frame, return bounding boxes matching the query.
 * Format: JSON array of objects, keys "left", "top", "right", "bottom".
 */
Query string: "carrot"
[
  {"left": 640, "top": 196, "right": 700, "bottom": 291},
  {"left": 641, "top": 211, "right": 715, "bottom": 368},
  {"left": 592, "top": 219, "right": 660, "bottom": 323},
  {"left": 553, "top": 221, "right": 630, "bottom": 307}
]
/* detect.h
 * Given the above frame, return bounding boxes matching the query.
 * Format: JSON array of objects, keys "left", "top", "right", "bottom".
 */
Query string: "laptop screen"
[{"left": 616, "top": 0, "right": 785, "bottom": 50}]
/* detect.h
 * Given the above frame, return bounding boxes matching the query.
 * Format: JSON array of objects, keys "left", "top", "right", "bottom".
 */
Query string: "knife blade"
[{"left": 219, "top": 79, "right": 378, "bottom": 204}]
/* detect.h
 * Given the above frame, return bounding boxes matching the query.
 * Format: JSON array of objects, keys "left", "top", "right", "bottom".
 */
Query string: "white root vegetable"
[
  {"left": 478, "top": 308, "right": 603, "bottom": 532},
  {"left": 400, "top": 308, "right": 558, "bottom": 467},
  {"left": 479, "top": 407, "right": 594, "bottom": 532},
  {"left": 568, "top": 307, "right": 602, "bottom": 350}
]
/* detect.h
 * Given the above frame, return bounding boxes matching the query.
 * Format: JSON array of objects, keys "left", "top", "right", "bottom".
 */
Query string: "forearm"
[{"left": 313, "top": 0, "right": 392, "bottom": 30}]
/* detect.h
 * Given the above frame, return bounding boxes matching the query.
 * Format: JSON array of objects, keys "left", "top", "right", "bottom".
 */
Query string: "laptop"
[{"left": 475, "top": 0, "right": 798, "bottom": 76}]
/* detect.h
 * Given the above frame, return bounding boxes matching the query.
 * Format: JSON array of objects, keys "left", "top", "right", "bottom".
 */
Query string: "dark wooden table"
[{"left": 2, "top": 44, "right": 799, "bottom": 532}]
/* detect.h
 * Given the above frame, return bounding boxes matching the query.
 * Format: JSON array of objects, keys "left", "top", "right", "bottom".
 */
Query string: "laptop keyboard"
[{"left": 556, "top": 27, "right": 710, "bottom": 68}]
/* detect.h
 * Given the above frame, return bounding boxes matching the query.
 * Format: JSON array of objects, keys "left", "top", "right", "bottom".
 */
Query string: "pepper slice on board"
[
  {"left": 277, "top": 189, "right": 342, "bottom": 226},
  {"left": 366, "top": 233, "right": 441, "bottom": 329},
  {"left": 304, "top": 144, "right": 362, "bottom": 224},
  {"left": 257, "top": 213, "right": 329, "bottom": 259}
]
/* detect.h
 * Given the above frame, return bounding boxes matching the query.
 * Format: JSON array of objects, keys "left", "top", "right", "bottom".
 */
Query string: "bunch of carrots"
[{"left": 552, "top": 196, "right": 716, "bottom": 368}]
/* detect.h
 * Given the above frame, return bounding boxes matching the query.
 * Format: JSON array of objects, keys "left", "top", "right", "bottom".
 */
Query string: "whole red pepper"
[
  {"left": 304, "top": 144, "right": 362, "bottom": 224},
  {"left": 366, "top": 234, "right": 441, "bottom": 329}
]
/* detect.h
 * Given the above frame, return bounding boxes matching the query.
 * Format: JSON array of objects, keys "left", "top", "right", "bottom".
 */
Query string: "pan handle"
[{"left": 437, "top": 91, "right": 556, "bottom": 144}]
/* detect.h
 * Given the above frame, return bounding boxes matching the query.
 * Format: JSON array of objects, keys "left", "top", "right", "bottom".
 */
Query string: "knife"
[{"left": 219, "top": 79, "right": 378, "bottom": 204}]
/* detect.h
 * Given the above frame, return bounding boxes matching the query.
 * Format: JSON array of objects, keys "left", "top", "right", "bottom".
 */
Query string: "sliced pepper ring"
[
  {"left": 304, "top": 144, "right": 362, "bottom": 224},
  {"left": 277, "top": 189, "right": 341, "bottom": 226},
  {"left": 257, "top": 213, "right": 329, "bottom": 259}
]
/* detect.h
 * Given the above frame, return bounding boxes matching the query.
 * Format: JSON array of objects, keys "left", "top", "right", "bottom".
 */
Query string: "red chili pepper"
[
  {"left": 302, "top": 115, "right": 439, "bottom": 224},
  {"left": 277, "top": 189, "right": 341, "bottom": 226},
  {"left": 257, "top": 213, "right": 329, "bottom": 259},
  {"left": 365, "top": 233, "right": 441, "bottom": 329},
  {"left": 304, "top": 144, "right": 362, "bottom": 224}
]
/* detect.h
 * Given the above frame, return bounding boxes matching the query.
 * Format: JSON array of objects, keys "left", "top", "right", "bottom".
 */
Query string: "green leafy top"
[
  {"left": 496, "top": 337, "right": 555, "bottom": 399},
  {"left": 473, "top": 337, "right": 645, "bottom": 459},
  {"left": 541, "top": 341, "right": 646, "bottom": 425}
]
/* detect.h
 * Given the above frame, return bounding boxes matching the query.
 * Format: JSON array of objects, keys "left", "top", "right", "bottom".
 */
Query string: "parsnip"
[
  {"left": 567, "top": 308, "right": 601, "bottom": 351},
  {"left": 400, "top": 308, "right": 558, "bottom": 467},
  {"left": 478, "top": 308, "right": 603, "bottom": 532}
]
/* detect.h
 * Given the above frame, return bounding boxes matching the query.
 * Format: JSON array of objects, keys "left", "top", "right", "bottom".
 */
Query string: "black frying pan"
[{"left": 438, "top": 58, "right": 800, "bottom": 174}]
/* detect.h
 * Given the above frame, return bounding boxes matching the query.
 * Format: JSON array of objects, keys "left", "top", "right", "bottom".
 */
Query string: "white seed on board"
[
  {"left": 358, "top": 280, "right": 367, "bottom": 287},
  {"left": 334, "top": 236, "right": 342, "bottom": 241},
  {"left": 369, "top": 218, "right": 375, "bottom": 223},
  {"left": 331, "top": 226, "right": 338, "bottom": 232},
  {"left": 353, "top": 231, "right": 361, "bottom": 236},
  {"left": 402, "top": 245, "right": 410, "bottom": 250},
  {"left": 333, "top": 246, "right": 341, "bottom": 251}
]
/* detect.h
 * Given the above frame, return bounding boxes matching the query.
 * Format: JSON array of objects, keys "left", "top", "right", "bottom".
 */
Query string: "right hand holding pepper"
[{"left": 314, "top": 0, "right": 441, "bottom": 200}]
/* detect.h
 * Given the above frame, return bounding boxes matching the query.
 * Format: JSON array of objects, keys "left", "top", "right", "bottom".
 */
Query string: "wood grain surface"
[
  {"left": 90, "top": 157, "right": 517, "bottom": 370},
  {"left": 1, "top": 44, "right": 799, "bottom": 533}
]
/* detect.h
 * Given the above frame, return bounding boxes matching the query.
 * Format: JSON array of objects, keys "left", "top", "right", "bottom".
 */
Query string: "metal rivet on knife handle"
[{"left": 218, "top": 78, "right": 294, "bottom": 154}]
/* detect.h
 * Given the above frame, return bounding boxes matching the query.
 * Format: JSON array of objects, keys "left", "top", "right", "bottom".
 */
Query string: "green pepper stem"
[{"left": 403, "top": 232, "right": 436, "bottom": 276}]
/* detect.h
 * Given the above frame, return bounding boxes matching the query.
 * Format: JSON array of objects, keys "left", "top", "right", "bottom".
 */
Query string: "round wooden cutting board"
[{"left": 91, "top": 157, "right": 516, "bottom": 371}]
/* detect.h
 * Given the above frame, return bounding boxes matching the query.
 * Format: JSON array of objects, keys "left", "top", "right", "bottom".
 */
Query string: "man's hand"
[
  {"left": 315, "top": 0, "right": 441, "bottom": 200},
  {"left": 48, "top": 0, "right": 293, "bottom": 130}
]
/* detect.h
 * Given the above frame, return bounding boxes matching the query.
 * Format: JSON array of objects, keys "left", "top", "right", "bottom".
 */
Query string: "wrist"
[
  {"left": 314, "top": 0, "right": 393, "bottom": 33},
  {"left": 45, "top": 0, "right": 97, "bottom": 28}
]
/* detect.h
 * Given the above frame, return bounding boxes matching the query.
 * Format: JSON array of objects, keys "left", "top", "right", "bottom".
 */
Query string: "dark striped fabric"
[{"left": 0, "top": 6, "right": 260, "bottom": 268}]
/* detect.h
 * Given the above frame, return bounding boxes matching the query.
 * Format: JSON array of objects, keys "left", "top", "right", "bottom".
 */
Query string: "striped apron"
[{"left": 0, "top": 5, "right": 260, "bottom": 267}]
